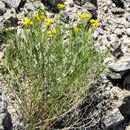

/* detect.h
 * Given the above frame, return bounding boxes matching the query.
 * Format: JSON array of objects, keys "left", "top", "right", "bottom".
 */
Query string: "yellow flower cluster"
[
  {"left": 57, "top": 4, "right": 65, "bottom": 9},
  {"left": 20, "top": 7, "right": 99, "bottom": 33},
  {"left": 79, "top": 13, "right": 91, "bottom": 19},
  {"left": 34, "top": 12, "right": 46, "bottom": 21},
  {"left": 90, "top": 19, "right": 99, "bottom": 28},
  {"left": 45, "top": 19, "right": 53, "bottom": 26},
  {"left": 47, "top": 29, "right": 57, "bottom": 35},
  {"left": 23, "top": 18, "right": 33, "bottom": 25}
]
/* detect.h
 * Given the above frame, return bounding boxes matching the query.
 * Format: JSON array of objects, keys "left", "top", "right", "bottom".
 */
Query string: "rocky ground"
[{"left": 1, "top": 0, "right": 130, "bottom": 130}]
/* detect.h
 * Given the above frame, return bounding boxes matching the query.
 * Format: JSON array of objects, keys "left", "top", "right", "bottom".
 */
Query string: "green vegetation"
[{"left": 2, "top": 8, "right": 106, "bottom": 129}]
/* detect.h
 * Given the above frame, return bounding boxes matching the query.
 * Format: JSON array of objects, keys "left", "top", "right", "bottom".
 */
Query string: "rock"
[
  {"left": 0, "top": 92, "right": 12, "bottom": 130},
  {"left": 124, "top": 22, "right": 130, "bottom": 28},
  {"left": 3, "top": 9, "right": 17, "bottom": 26},
  {"left": 109, "top": 34, "right": 118, "bottom": 42},
  {"left": 103, "top": 6, "right": 108, "bottom": 13},
  {"left": 0, "top": 1, "right": 6, "bottom": 16},
  {"left": 111, "top": 8, "right": 125, "bottom": 15},
  {"left": 33, "top": 1, "right": 45, "bottom": 9},
  {"left": 17, "top": 12, "right": 25, "bottom": 20},
  {"left": 83, "top": 2, "right": 97, "bottom": 11},
  {"left": 126, "top": 125, "right": 130, "bottom": 130},
  {"left": 93, "top": 29, "right": 100, "bottom": 39},
  {"left": 109, "top": 61, "right": 130, "bottom": 72},
  {"left": 114, "top": 28, "right": 122, "bottom": 36},
  {"left": 110, "top": 24, "right": 117, "bottom": 32},
  {"left": 103, "top": 108, "right": 124, "bottom": 129},
  {"left": 24, "top": 2, "right": 35, "bottom": 11},
  {"left": 61, "top": 11, "right": 70, "bottom": 22},
  {"left": 106, "top": 0, "right": 111, "bottom": 6},
  {"left": 110, "top": 41, "right": 123, "bottom": 58},
  {"left": 104, "top": 57, "right": 114, "bottom": 64},
  {"left": 126, "top": 28, "right": 130, "bottom": 36},
  {"left": 61, "top": 8, "right": 79, "bottom": 23},
  {"left": 98, "top": 28, "right": 104, "bottom": 35},
  {"left": 119, "top": 96, "right": 130, "bottom": 116},
  {"left": 108, "top": 72, "right": 122, "bottom": 79},
  {"left": 110, "top": 41, "right": 121, "bottom": 50},
  {"left": 111, "top": 0, "right": 123, "bottom": 7},
  {"left": 0, "top": 16, "right": 4, "bottom": 22},
  {"left": 5, "top": 0, "right": 22, "bottom": 8},
  {"left": 101, "top": 75, "right": 110, "bottom": 84},
  {"left": 102, "top": 91, "right": 111, "bottom": 99},
  {"left": 122, "top": 35, "right": 130, "bottom": 44},
  {"left": 126, "top": 4, "right": 130, "bottom": 12},
  {"left": 126, "top": 16, "right": 130, "bottom": 22}
]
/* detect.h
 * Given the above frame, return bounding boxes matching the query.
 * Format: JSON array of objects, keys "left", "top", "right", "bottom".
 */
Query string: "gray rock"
[
  {"left": 93, "top": 29, "right": 100, "bottom": 39},
  {"left": 124, "top": 22, "right": 129, "bottom": 28},
  {"left": 98, "top": 28, "right": 104, "bottom": 35},
  {"left": 3, "top": 9, "right": 17, "bottom": 26},
  {"left": 25, "top": 2, "right": 35, "bottom": 11},
  {"left": 102, "top": 91, "right": 111, "bottom": 99},
  {"left": 108, "top": 72, "right": 122, "bottom": 79},
  {"left": 61, "top": 11, "right": 69, "bottom": 22},
  {"left": 110, "top": 41, "right": 121, "bottom": 50},
  {"left": 83, "top": 2, "right": 97, "bottom": 11},
  {"left": 103, "top": 108, "right": 124, "bottom": 129},
  {"left": 5, "top": 0, "right": 22, "bottom": 9},
  {"left": 0, "top": 1, "right": 6, "bottom": 16},
  {"left": 109, "top": 61, "right": 130, "bottom": 72},
  {"left": 110, "top": 24, "right": 117, "bottom": 32},
  {"left": 109, "top": 34, "right": 118, "bottom": 42},
  {"left": 126, "top": 4, "right": 130, "bottom": 12},
  {"left": 126, "top": 28, "right": 130, "bottom": 36},
  {"left": 16, "top": 12, "right": 25, "bottom": 20},
  {"left": 111, "top": 8, "right": 125, "bottom": 14},
  {"left": 61, "top": 8, "right": 79, "bottom": 23},
  {"left": 0, "top": 16, "right": 4, "bottom": 22},
  {"left": 114, "top": 28, "right": 122, "bottom": 36},
  {"left": 106, "top": 0, "right": 112, "bottom": 6},
  {"left": 126, "top": 16, "right": 130, "bottom": 22},
  {"left": 110, "top": 41, "right": 123, "bottom": 58},
  {"left": 4, "top": 9, "right": 16, "bottom": 20},
  {"left": 104, "top": 6, "right": 108, "bottom": 13},
  {"left": 122, "top": 35, "right": 130, "bottom": 44},
  {"left": 101, "top": 75, "right": 110, "bottom": 84},
  {"left": 0, "top": 92, "right": 12, "bottom": 130}
]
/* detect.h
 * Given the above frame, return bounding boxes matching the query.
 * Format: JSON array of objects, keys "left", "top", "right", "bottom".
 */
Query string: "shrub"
[{"left": 2, "top": 9, "right": 106, "bottom": 129}]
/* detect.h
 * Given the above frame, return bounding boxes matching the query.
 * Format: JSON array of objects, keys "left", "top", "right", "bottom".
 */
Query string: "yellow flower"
[
  {"left": 34, "top": 12, "right": 46, "bottom": 21},
  {"left": 90, "top": 19, "right": 99, "bottom": 28},
  {"left": 47, "top": 29, "right": 57, "bottom": 35},
  {"left": 73, "top": 27, "right": 80, "bottom": 32},
  {"left": 51, "top": 29, "right": 57, "bottom": 34},
  {"left": 57, "top": 4, "right": 65, "bottom": 9},
  {"left": 45, "top": 19, "right": 53, "bottom": 26},
  {"left": 23, "top": 18, "right": 33, "bottom": 25},
  {"left": 90, "top": 19, "right": 95, "bottom": 24},
  {"left": 79, "top": 13, "right": 91, "bottom": 19},
  {"left": 39, "top": 14, "right": 46, "bottom": 20}
]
